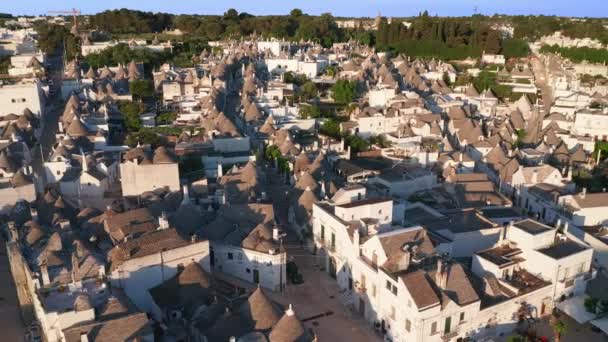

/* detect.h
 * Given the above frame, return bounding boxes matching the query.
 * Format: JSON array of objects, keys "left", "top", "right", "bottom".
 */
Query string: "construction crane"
[{"left": 48, "top": 8, "right": 81, "bottom": 28}]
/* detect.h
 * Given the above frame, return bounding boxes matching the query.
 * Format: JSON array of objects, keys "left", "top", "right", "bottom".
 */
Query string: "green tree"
[
  {"left": 345, "top": 135, "right": 370, "bottom": 153},
  {"left": 319, "top": 118, "right": 341, "bottom": 138},
  {"left": 331, "top": 80, "right": 357, "bottom": 104},
  {"left": 125, "top": 129, "right": 162, "bottom": 147},
  {"left": 119, "top": 101, "right": 144, "bottom": 132},
  {"left": 299, "top": 104, "right": 321, "bottom": 119},
  {"left": 502, "top": 38, "right": 530, "bottom": 58},
  {"left": 298, "top": 81, "right": 318, "bottom": 101},
  {"left": 129, "top": 80, "right": 155, "bottom": 100},
  {"left": 156, "top": 111, "right": 177, "bottom": 125},
  {"left": 473, "top": 71, "right": 497, "bottom": 92}
]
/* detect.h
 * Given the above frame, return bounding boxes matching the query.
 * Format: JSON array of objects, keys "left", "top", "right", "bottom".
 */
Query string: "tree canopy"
[{"left": 331, "top": 80, "right": 358, "bottom": 104}]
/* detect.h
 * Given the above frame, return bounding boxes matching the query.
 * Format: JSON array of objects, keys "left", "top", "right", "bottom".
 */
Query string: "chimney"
[
  {"left": 556, "top": 218, "right": 562, "bottom": 229},
  {"left": 7, "top": 221, "right": 17, "bottom": 242},
  {"left": 158, "top": 211, "right": 169, "bottom": 230},
  {"left": 353, "top": 228, "right": 360, "bottom": 255},
  {"left": 499, "top": 223, "right": 509, "bottom": 245},
  {"left": 181, "top": 184, "right": 191, "bottom": 206},
  {"left": 398, "top": 245, "right": 411, "bottom": 271},
  {"left": 30, "top": 206, "right": 38, "bottom": 222},
  {"left": 531, "top": 169, "right": 538, "bottom": 184},
  {"left": 80, "top": 332, "right": 89, "bottom": 342},
  {"left": 71, "top": 252, "right": 79, "bottom": 283},
  {"left": 217, "top": 163, "right": 223, "bottom": 179},
  {"left": 286, "top": 304, "right": 295, "bottom": 317},
  {"left": 273, "top": 227, "right": 280, "bottom": 242},
  {"left": 581, "top": 187, "right": 587, "bottom": 199},
  {"left": 563, "top": 221, "right": 569, "bottom": 235},
  {"left": 40, "top": 263, "right": 50, "bottom": 286},
  {"left": 80, "top": 148, "right": 87, "bottom": 172},
  {"left": 190, "top": 233, "right": 197, "bottom": 243},
  {"left": 436, "top": 258, "right": 448, "bottom": 288},
  {"left": 347, "top": 146, "right": 351, "bottom": 160}
]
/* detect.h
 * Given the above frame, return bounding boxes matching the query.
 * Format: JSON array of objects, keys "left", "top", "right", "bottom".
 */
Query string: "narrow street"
[
  {"left": 526, "top": 55, "right": 554, "bottom": 145},
  {"left": 0, "top": 239, "right": 25, "bottom": 341},
  {"left": 264, "top": 167, "right": 382, "bottom": 342},
  {"left": 32, "top": 54, "right": 63, "bottom": 187}
]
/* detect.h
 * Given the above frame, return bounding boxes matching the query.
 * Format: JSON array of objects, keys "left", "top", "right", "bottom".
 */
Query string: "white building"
[
  {"left": 0, "top": 79, "right": 46, "bottom": 118},
  {"left": 265, "top": 54, "right": 329, "bottom": 78},
  {"left": 256, "top": 40, "right": 292, "bottom": 57},
  {"left": 107, "top": 212, "right": 211, "bottom": 321},
  {"left": 119, "top": 147, "right": 180, "bottom": 197},
  {"left": 311, "top": 187, "right": 566, "bottom": 342},
  {"left": 205, "top": 203, "right": 287, "bottom": 292},
  {"left": 481, "top": 54, "right": 506, "bottom": 65}
]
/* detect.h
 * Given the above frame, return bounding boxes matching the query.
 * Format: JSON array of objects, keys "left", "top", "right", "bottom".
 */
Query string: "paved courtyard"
[{"left": 267, "top": 241, "right": 382, "bottom": 342}]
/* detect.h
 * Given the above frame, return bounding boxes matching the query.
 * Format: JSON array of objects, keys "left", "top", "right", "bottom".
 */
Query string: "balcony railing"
[
  {"left": 441, "top": 329, "right": 459, "bottom": 341},
  {"left": 354, "top": 282, "right": 366, "bottom": 294},
  {"left": 314, "top": 237, "right": 336, "bottom": 252}
]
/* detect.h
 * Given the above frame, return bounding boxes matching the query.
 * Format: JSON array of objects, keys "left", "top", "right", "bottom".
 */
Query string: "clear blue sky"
[{"left": 2, "top": 0, "right": 607, "bottom": 18}]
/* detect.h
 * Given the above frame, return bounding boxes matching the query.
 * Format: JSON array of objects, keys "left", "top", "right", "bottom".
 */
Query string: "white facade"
[
  {"left": 110, "top": 239, "right": 211, "bottom": 321},
  {"left": 572, "top": 109, "right": 608, "bottom": 140},
  {"left": 211, "top": 243, "right": 286, "bottom": 292},
  {"left": 0, "top": 80, "right": 45, "bottom": 118},
  {"left": 119, "top": 160, "right": 180, "bottom": 197}
]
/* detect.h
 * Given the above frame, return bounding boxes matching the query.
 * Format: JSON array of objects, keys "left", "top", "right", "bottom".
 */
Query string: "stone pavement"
[{"left": 266, "top": 240, "right": 382, "bottom": 342}]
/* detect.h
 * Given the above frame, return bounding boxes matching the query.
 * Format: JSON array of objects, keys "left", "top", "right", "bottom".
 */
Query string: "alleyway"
[
  {"left": 265, "top": 166, "right": 382, "bottom": 342},
  {"left": 0, "top": 239, "right": 25, "bottom": 341}
]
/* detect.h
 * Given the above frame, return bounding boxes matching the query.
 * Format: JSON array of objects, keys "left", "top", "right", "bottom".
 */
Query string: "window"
[
  {"left": 386, "top": 280, "right": 392, "bottom": 290},
  {"left": 431, "top": 321, "right": 437, "bottom": 335},
  {"left": 372, "top": 252, "right": 378, "bottom": 268},
  {"left": 228, "top": 252, "right": 233, "bottom": 260},
  {"left": 444, "top": 317, "right": 452, "bottom": 333},
  {"left": 320, "top": 225, "right": 325, "bottom": 240},
  {"left": 378, "top": 209, "right": 383, "bottom": 215},
  {"left": 405, "top": 319, "right": 411, "bottom": 332},
  {"left": 56, "top": 170, "right": 61, "bottom": 175},
  {"left": 391, "top": 285, "right": 398, "bottom": 296},
  {"left": 460, "top": 312, "right": 465, "bottom": 323},
  {"left": 331, "top": 232, "right": 336, "bottom": 251}
]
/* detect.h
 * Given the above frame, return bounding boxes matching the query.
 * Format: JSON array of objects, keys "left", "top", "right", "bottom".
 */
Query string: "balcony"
[
  {"left": 441, "top": 329, "right": 459, "bottom": 341},
  {"left": 354, "top": 281, "right": 366, "bottom": 294},
  {"left": 314, "top": 237, "right": 336, "bottom": 253}
]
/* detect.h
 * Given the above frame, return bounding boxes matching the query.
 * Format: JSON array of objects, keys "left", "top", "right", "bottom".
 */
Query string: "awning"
[
  {"left": 590, "top": 318, "right": 608, "bottom": 335},
  {"left": 556, "top": 295, "right": 596, "bottom": 324}
]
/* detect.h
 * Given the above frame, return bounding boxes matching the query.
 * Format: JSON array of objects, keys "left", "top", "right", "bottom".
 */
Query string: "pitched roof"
[
  {"left": 401, "top": 270, "right": 440, "bottom": 309},
  {"left": 269, "top": 305, "right": 312, "bottom": 342},
  {"left": 109, "top": 228, "right": 192, "bottom": 270},
  {"left": 66, "top": 118, "right": 89, "bottom": 137},
  {"left": 238, "top": 287, "right": 282, "bottom": 331},
  {"left": 62, "top": 313, "right": 153, "bottom": 342}
]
